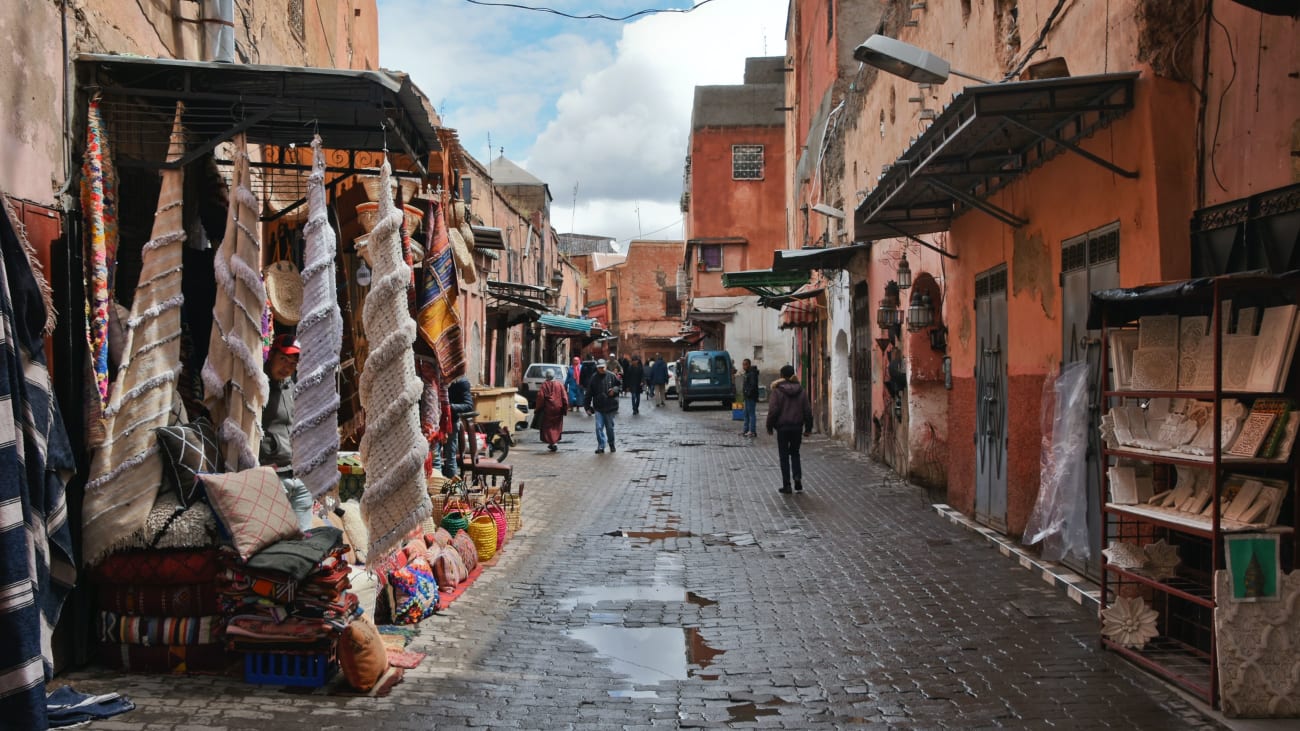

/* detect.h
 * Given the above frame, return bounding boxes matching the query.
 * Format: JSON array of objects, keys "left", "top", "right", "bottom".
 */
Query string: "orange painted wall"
[{"left": 687, "top": 123, "right": 787, "bottom": 299}]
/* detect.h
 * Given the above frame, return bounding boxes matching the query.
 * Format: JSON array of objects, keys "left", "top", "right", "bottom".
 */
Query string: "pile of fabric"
[
  {"left": 218, "top": 526, "right": 360, "bottom": 667},
  {"left": 92, "top": 548, "right": 229, "bottom": 673}
]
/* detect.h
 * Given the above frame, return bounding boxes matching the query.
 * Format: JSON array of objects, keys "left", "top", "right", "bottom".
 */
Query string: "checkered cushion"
[
  {"left": 199, "top": 467, "right": 301, "bottom": 561},
  {"left": 156, "top": 418, "right": 221, "bottom": 507}
]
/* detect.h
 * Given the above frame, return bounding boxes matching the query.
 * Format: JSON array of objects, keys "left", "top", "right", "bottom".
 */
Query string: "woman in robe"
[
  {"left": 565, "top": 356, "right": 583, "bottom": 413},
  {"left": 538, "top": 368, "right": 568, "bottom": 452}
]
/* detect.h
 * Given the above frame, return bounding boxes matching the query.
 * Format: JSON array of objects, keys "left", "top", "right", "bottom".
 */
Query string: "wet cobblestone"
[{"left": 61, "top": 401, "right": 1224, "bottom": 729}]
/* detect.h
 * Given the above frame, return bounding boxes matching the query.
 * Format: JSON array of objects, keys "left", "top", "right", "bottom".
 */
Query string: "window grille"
[{"left": 732, "top": 145, "right": 764, "bottom": 180}]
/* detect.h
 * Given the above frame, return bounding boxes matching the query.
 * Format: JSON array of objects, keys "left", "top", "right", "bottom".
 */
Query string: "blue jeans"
[
  {"left": 279, "top": 475, "right": 315, "bottom": 531},
  {"left": 439, "top": 420, "right": 462, "bottom": 477},
  {"left": 743, "top": 398, "right": 757, "bottom": 433},
  {"left": 630, "top": 389, "right": 642, "bottom": 412},
  {"left": 594, "top": 410, "right": 616, "bottom": 450}
]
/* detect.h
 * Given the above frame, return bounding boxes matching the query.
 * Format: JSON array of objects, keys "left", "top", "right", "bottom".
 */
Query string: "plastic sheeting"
[{"left": 1023, "top": 361, "right": 1092, "bottom": 563}]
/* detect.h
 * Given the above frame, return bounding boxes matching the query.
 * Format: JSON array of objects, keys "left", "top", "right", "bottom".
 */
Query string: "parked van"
[{"left": 678, "top": 350, "right": 734, "bottom": 410}]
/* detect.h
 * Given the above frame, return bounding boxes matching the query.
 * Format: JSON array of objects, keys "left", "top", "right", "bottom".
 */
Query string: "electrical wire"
[
  {"left": 1002, "top": 0, "right": 1068, "bottom": 81},
  {"left": 462, "top": 0, "right": 721, "bottom": 21},
  {"left": 1208, "top": 8, "right": 1237, "bottom": 193}
]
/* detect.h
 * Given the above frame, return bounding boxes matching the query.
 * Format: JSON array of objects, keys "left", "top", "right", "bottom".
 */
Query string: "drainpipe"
[{"left": 201, "top": 0, "right": 236, "bottom": 63}]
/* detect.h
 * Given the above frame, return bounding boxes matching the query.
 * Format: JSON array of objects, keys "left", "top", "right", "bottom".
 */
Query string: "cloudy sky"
[{"left": 377, "top": 0, "right": 789, "bottom": 245}]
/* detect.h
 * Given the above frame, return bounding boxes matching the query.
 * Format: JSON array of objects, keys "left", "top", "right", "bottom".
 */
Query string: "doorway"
[
  {"left": 1059, "top": 223, "right": 1119, "bottom": 577},
  {"left": 974, "top": 266, "right": 1008, "bottom": 531},
  {"left": 851, "top": 282, "right": 873, "bottom": 452}
]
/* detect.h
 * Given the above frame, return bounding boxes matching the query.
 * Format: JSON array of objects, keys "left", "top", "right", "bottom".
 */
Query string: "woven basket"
[
  {"left": 264, "top": 260, "right": 303, "bottom": 326},
  {"left": 501, "top": 492, "right": 522, "bottom": 533},
  {"left": 448, "top": 227, "right": 477, "bottom": 284},
  {"left": 478, "top": 503, "right": 508, "bottom": 549},
  {"left": 467, "top": 514, "right": 497, "bottom": 562},
  {"left": 355, "top": 202, "right": 423, "bottom": 234},
  {"left": 440, "top": 499, "right": 471, "bottom": 536},
  {"left": 360, "top": 175, "right": 420, "bottom": 203}
]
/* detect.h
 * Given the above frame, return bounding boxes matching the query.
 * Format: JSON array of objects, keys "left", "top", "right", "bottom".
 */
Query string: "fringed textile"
[
  {"left": 201, "top": 134, "right": 269, "bottom": 471},
  {"left": 292, "top": 136, "right": 343, "bottom": 498},
  {"left": 416, "top": 198, "right": 466, "bottom": 380},
  {"left": 0, "top": 196, "right": 76, "bottom": 731},
  {"left": 83, "top": 103, "right": 187, "bottom": 566},
  {"left": 81, "top": 95, "right": 119, "bottom": 415},
  {"left": 359, "top": 160, "right": 431, "bottom": 563}
]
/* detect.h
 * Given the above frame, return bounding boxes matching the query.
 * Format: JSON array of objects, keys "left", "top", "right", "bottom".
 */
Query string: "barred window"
[{"left": 732, "top": 145, "right": 764, "bottom": 180}]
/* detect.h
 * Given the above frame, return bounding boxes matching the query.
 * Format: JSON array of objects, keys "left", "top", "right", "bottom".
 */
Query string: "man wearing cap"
[
  {"left": 583, "top": 359, "right": 622, "bottom": 454},
  {"left": 260, "top": 334, "right": 314, "bottom": 530}
]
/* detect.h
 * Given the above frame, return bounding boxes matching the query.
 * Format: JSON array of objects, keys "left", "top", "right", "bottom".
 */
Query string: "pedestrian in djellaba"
[
  {"left": 766, "top": 364, "right": 813, "bottom": 494},
  {"left": 536, "top": 368, "right": 568, "bottom": 452}
]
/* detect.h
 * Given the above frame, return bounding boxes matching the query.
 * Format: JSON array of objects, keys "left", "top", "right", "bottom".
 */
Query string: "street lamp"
[{"left": 853, "top": 35, "right": 994, "bottom": 85}]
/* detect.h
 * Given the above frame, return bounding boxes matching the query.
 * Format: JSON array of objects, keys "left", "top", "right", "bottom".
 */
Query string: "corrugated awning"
[
  {"left": 779, "top": 299, "right": 820, "bottom": 330},
  {"left": 772, "top": 245, "right": 869, "bottom": 272},
  {"left": 472, "top": 226, "right": 505, "bottom": 250},
  {"left": 721, "top": 268, "right": 810, "bottom": 299},
  {"left": 538, "top": 314, "right": 596, "bottom": 334},
  {"left": 854, "top": 72, "right": 1140, "bottom": 242}
]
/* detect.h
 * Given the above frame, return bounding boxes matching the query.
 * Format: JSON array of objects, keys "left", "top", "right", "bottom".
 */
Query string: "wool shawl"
[
  {"left": 359, "top": 160, "right": 431, "bottom": 562},
  {"left": 291, "top": 136, "right": 343, "bottom": 498},
  {"left": 84, "top": 103, "right": 187, "bottom": 566},
  {"left": 201, "top": 134, "right": 269, "bottom": 470},
  {"left": 0, "top": 199, "right": 76, "bottom": 731}
]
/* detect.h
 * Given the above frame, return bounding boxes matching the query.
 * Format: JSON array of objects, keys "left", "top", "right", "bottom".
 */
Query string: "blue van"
[{"left": 678, "top": 350, "right": 735, "bottom": 411}]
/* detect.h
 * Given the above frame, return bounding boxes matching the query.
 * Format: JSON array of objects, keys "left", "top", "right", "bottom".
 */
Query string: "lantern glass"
[
  {"left": 907, "top": 291, "right": 934, "bottom": 331},
  {"left": 877, "top": 298, "right": 900, "bottom": 329},
  {"left": 896, "top": 254, "right": 912, "bottom": 290}
]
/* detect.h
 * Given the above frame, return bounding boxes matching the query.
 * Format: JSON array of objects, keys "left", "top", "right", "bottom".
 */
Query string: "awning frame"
[{"left": 720, "top": 268, "right": 810, "bottom": 299}]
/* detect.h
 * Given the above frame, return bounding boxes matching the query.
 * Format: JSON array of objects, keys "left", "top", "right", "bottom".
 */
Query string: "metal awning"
[
  {"left": 758, "top": 286, "right": 827, "bottom": 310},
  {"left": 854, "top": 72, "right": 1140, "bottom": 242},
  {"left": 720, "top": 268, "right": 810, "bottom": 299},
  {"left": 780, "top": 299, "right": 820, "bottom": 330},
  {"left": 538, "top": 313, "right": 596, "bottom": 334},
  {"left": 77, "top": 54, "right": 441, "bottom": 174},
  {"left": 486, "top": 280, "right": 549, "bottom": 324},
  {"left": 471, "top": 226, "right": 506, "bottom": 250},
  {"left": 772, "top": 245, "right": 869, "bottom": 272}
]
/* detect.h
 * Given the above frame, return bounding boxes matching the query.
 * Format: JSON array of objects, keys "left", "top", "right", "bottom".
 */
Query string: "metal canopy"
[
  {"left": 772, "top": 245, "right": 869, "bottom": 272},
  {"left": 758, "top": 285, "right": 827, "bottom": 310},
  {"left": 472, "top": 226, "right": 506, "bottom": 250},
  {"left": 854, "top": 72, "right": 1139, "bottom": 241},
  {"left": 77, "top": 54, "right": 442, "bottom": 174},
  {"left": 485, "top": 280, "right": 550, "bottom": 324},
  {"left": 538, "top": 313, "right": 596, "bottom": 334}
]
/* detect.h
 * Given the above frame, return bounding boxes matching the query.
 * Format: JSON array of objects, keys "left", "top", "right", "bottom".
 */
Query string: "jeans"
[
  {"left": 440, "top": 419, "right": 462, "bottom": 477},
  {"left": 630, "top": 389, "right": 642, "bottom": 412},
  {"left": 743, "top": 398, "right": 757, "bottom": 433},
  {"left": 776, "top": 428, "right": 804, "bottom": 487},
  {"left": 594, "top": 410, "right": 616, "bottom": 450},
  {"left": 279, "top": 475, "right": 315, "bottom": 531}
]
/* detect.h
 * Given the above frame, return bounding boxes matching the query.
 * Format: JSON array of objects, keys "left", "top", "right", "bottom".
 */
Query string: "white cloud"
[{"left": 378, "top": 0, "right": 788, "bottom": 242}]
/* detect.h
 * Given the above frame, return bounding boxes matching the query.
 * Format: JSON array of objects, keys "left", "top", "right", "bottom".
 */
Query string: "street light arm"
[{"left": 949, "top": 68, "right": 996, "bottom": 85}]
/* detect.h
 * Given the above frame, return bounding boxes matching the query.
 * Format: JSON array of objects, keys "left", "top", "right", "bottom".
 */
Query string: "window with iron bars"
[{"left": 732, "top": 145, "right": 764, "bottom": 180}]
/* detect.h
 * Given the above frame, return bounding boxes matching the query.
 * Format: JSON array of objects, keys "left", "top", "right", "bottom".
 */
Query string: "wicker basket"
[
  {"left": 355, "top": 202, "right": 423, "bottom": 234},
  {"left": 360, "top": 175, "right": 420, "bottom": 203},
  {"left": 467, "top": 514, "right": 497, "bottom": 562},
  {"left": 502, "top": 489, "right": 522, "bottom": 533},
  {"left": 480, "top": 502, "right": 508, "bottom": 548}
]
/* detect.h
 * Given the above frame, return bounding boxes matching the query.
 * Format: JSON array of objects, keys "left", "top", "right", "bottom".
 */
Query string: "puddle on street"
[
  {"left": 726, "top": 702, "right": 781, "bottom": 722},
  {"left": 560, "top": 585, "right": 686, "bottom": 610},
  {"left": 686, "top": 592, "right": 717, "bottom": 607},
  {"left": 567, "top": 627, "right": 688, "bottom": 685}
]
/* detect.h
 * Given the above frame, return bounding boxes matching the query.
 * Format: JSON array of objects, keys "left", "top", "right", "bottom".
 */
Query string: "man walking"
[
  {"left": 766, "top": 365, "right": 813, "bottom": 494},
  {"left": 740, "top": 358, "right": 760, "bottom": 437},
  {"left": 624, "top": 356, "right": 645, "bottom": 415},
  {"left": 648, "top": 353, "right": 669, "bottom": 407},
  {"left": 584, "top": 360, "right": 622, "bottom": 453}
]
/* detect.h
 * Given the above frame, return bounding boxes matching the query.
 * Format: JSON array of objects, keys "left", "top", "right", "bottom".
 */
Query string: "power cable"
[
  {"left": 463, "top": 0, "right": 721, "bottom": 21},
  {"left": 1002, "top": 0, "right": 1068, "bottom": 81}
]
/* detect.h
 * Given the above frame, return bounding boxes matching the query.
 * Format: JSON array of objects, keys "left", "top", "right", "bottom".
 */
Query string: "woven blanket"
[
  {"left": 359, "top": 160, "right": 431, "bottom": 563},
  {"left": 202, "top": 133, "right": 268, "bottom": 471},
  {"left": 291, "top": 136, "right": 343, "bottom": 498},
  {"left": 417, "top": 198, "right": 465, "bottom": 380},
  {"left": 93, "top": 549, "right": 221, "bottom": 586},
  {"left": 80, "top": 95, "right": 119, "bottom": 442},
  {"left": 244, "top": 526, "right": 343, "bottom": 582},
  {"left": 98, "top": 582, "right": 220, "bottom": 617},
  {"left": 83, "top": 103, "right": 188, "bottom": 566},
  {"left": 99, "top": 612, "right": 223, "bottom": 646},
  {"left": 97, "top": 642, "right": 229, "bottom": 674},
  {"left": 0, "top": 199, "right": 77, "bottom": 730}
]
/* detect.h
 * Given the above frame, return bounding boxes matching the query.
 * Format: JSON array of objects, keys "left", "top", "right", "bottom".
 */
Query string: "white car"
[
  {"left": 666, "top": 361, "right": 678, "bottom": 398},
  {"left": 519, "top": 362, "right": 568, "bottom": 407}
]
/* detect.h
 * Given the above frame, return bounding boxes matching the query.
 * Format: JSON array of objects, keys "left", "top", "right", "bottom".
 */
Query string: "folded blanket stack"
[
  {"left": 217, "top": 527, "right": 360, "bottom": 663},
  {"left": 92, "top": 548, "right": 230, "bottom": 674}
]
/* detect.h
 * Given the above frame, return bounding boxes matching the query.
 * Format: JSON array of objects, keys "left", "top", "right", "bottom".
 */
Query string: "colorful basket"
[
  {"left": 440, "top": 502, "right": 470, "bottom": 536},
  {"left": 479, "top": 502, "right": 508, "bottom": 548},
  {"left": 502, "top": 485, "right": 523, "bottom": 533},
  {"left": 467, "top": 514, "right": 498, "bottom": 562}
]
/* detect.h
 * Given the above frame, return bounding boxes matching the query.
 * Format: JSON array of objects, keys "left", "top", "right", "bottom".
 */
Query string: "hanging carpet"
[{"left": 417, "top": 197, "right": 466, "bottom": 380}]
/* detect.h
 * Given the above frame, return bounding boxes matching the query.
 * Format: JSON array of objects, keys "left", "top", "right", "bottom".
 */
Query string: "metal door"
[
  {"left": 1060, "top": 225, "right": 1119, "bottom": 577},
  {"left": 975, "top": 266, "right": 1008, "bottom": 531},
  {"left": 851, "top": 283, "right": 873, "bottom": 452}
]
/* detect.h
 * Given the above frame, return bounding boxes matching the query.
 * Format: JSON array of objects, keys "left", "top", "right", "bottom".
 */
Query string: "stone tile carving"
[{"left": 1215, "top": 570, "right": 1300, "bottom": 718}]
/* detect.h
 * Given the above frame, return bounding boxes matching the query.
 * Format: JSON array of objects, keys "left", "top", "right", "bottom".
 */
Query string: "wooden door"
[{"left": 975, "top": 266, "right": 1008, "bottom": 532}]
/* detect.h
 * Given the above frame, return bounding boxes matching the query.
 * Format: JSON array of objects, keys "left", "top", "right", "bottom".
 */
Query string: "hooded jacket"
[{"left": 766, "top": 378, "right": 812, "bottom": 433}]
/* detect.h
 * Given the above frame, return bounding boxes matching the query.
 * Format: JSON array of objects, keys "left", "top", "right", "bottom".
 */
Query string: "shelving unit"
[{"left": 1095, "top": 273, "right": 1300, "bottom": 709}]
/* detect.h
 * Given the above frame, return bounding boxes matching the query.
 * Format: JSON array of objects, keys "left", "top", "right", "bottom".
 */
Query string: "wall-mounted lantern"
[
  {"left": 896, "top": 253, "right": 912, "bottom": 290},
  {"left": 907, "top": 291, "right": 933, "bottom": 332}
]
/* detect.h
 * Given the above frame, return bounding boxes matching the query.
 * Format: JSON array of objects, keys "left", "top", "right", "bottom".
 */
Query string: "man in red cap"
[{"left": 261, "top": 334, "right": 312, "bottom": 529}]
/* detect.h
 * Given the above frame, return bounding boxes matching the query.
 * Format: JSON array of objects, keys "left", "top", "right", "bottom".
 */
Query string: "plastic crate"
[{"left": 243, "top": 652, "right": 335, "bottom": 687}]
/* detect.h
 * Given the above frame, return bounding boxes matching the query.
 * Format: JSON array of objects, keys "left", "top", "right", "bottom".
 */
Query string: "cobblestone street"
[{"left": 63, "top": 400, "right": 1224, "bottom": 730}]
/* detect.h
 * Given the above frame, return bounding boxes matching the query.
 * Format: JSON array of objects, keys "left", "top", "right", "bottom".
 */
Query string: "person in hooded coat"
[
  {"left": 765, "top": 364, "right": 813, "bottom": 494},
  {"left": 566, "top": 356, "right": 583, "bottom": 413},
  {"left": 536, "top": 368, "right": 568, "bottom": 452}
]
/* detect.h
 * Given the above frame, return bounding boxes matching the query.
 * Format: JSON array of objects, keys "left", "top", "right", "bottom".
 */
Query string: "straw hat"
[
  {"left": 359, "top": 175, "right": 420, "bottom": 203},
  {"left": 264, "top": 260, "right": 303, "bottom": 325},
  {"left": 448, "top": 227, "right": 477, "bottom": 285},
  {"left": 448, "top": 199, "right": 467, "bottom": 228},
  {"left": 459, "top": 222, "right": 476, "bottom": 249}
]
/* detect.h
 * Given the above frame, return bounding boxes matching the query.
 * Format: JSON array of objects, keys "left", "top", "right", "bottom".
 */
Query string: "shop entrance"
[
  {"left": 851, "top": 282, "right": 873, "bottom": 452},
  {"left": 1060, "top": 224, "right": 1119, "bottom": 577},
  {"left": 974, "top": 266, "right": 1007, "bottom": 532}
]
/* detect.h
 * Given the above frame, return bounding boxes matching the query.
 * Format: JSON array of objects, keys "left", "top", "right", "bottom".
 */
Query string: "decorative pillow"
[
  {"left": 431, "top": 545, "right": 466, "bottom": 591},
  {"left": 427, "top": 527, "right": 453, "bottom": 548},
  {"left": 199, "top": 467, "right": 301, "bottom": 562},
  {"left": 338, "top": 500, "right": 369, "bottom": 565},
  {"left": 384, "top": 556, "right": 439, "bottom": 625},
  {"left": 156, "top": 418, "right": 221, "bottom": 507},
  {"left": 338, "top": 616, "right": 389, "bottom": 692},
  {"left": 451, "top": 530, "right": 478, "bottom": 574}
]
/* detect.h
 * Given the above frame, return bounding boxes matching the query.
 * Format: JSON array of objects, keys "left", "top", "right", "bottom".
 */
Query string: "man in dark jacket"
[
  {"left": 740, "top": 358, "right": 760, "bottom": 437},
  {"left": 441, "top": 376, "right": 475, "bottom": 477},
  {"left": 647, "top": 354, "right": 669, "bottom": 407},
  {"left": 260, "top": 335, "right": 313, "bottom": 529},
  {"left": 624, "top": 356, "right": 645, "bottom": 414},
  {"left": 584, "top": 359, "right": 622, "bottom": 453},
  {"left": 765, "top": 364, "right": 813, "bottom": 494}
]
